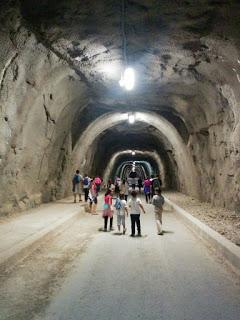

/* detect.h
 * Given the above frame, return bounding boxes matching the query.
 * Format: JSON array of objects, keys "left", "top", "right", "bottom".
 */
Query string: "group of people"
[
  {"left": 72, "top": 170, "right": 165, "bottom": 235},
  {"left": 72, "top": 170, "right": 102, "bottom": 214},
  {"left": 103, "top": 188, "right": 165, "bottom": 236},
  {"left": 106, "top": 174, "right": 162, "bottom": 204}
]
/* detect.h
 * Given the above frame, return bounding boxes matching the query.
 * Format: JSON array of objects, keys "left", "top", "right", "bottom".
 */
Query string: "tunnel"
[
  {"left": 1, "top": 2, "right": 240, "bottom": 319},
  {"left": 0, "top": 0, "right": 240, "bottom": 215}
]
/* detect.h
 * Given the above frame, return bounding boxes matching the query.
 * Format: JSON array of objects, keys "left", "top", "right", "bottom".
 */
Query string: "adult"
[
  {"left": 102, "top": 189, "right": 114, "bottom": 231},
  {"left": 120, "top": 179, "right": 129, "bottom": 201},
  {"left": 143, "top": 177, "right": 151, "bottom": 203},
  {"left": 114, "top": 193, "right": 128, "bottom": 234},
  {"left": 128, "top": 190, "right": 146, "bottom": 237},
  {"left": 72, "top": 170, "right": 82, "bottom": 203},
  {"left": 138, "top": 178, "right": 143, "bottom": 193},
  {"left": 152, "top": 174, "right": 162, "bottom": 194},
  {"left": 94, "top": 176, "right": 102, "bottom": 194},
  {"left": 83, "top": 174, "right": 91, "bottom": 202},
  {"left": 152, "top": 189, "right": 165, "bottom": 235},
  {"left": 89, "top": 180, "right": 98, "bottom": 214}
]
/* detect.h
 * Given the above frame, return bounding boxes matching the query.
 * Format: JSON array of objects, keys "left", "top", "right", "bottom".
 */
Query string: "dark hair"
[
  {"left": 76, "top": 170, "right": 80, "bottom": 174},
  {"left": 120, "top": 193, "right": 125, "bottom": 200},
  {"left": 123, "top": 179, "right": 126, "bottom": 184},
  {"left": 105, "top": 189, "right": 111, "bottom": 196},
  {"left": 131, "top": 190, "right": 137, "bottom": 198}
]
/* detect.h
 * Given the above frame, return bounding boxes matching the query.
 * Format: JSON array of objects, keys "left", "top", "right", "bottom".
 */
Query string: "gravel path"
[{"left": 164, "top": 192, "right": 240, "bottom": 246}]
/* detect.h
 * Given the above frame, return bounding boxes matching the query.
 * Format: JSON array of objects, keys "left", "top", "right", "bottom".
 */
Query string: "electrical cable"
[{"left": 121, "top": 0, "right": 128, "bottom": 66}]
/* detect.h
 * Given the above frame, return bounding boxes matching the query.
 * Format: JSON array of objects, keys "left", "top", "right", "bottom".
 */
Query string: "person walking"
[
  {"left": 152, "top": 174, "right": 162, "bottom": 194},
  {"left": 94, "top": 176, "right": 102, "bottom": 194},
  {"left": 152, "top": 189, "right": 165, "bottom": 235},
  {"left": 89, "top": 180, "right": 98, "bottom": 214},
  {"left": 83, "top": 174, "right": 91, "bottom": 202},
  {"left": 114, "top": 193, "right": 128, "bottom": 234},
  {"left": 120, "top": 179, "right": 129, "bottom": 201},
  {"left": 128, "top": 190, "right": 146, "bottom": 237},
  {"left": 72, "top": 170, "right": 83, "bottom": 203},
  {"left": 102, "top": 189, "right": 114, "bottom": 231},
  {"left": 138, "top": 178, "right": 143, "bottom": 194},
  {"left": 143, "top": 177, "right": 151, "bottom": 203}
]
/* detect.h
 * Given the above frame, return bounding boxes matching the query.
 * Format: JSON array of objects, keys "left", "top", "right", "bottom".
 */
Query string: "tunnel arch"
[
  {"left": 103, "top": 150, "right": 167, "bottom": 188},
  {"left": 73, "top": 111, "right": 198, "bottom": 196}
]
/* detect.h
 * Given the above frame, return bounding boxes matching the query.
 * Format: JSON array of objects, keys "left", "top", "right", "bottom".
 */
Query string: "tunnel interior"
[{"left": 0, "top": 0, "right": 240, "bottom": 215}]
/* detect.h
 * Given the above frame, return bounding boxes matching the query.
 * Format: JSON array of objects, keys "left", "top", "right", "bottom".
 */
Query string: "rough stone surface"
[{"left": 0, "top": 1, "right": 240, "bottom": 214}]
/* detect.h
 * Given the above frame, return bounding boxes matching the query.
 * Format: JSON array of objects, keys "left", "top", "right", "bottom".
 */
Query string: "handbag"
[{"left": 103, "top": 203, "right": 109, "bottom": 209}]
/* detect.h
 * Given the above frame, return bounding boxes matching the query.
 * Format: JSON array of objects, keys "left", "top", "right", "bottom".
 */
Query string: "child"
[
  {"left": 152, "top": 189, "right": 165, "bottom": 235},
  {"left": 128, "top": 190, "right": 146, "bottom": 237},
  {"left": 114, "top": 193, "right": 128, "bottom": 234}
]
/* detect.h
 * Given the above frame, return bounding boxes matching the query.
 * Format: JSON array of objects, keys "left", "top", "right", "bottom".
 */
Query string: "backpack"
[
  {"left": 114, "top": 198, "right": 122, "bottom": 210},
  {"left": 83, "top": 177, "right": 89, "bottom": 186},
  {"left": 73, "top": 174, "right": 80, "bottom": 184},
  {"left": 153, "top": 179, "right": 160, "bottom": 189}
]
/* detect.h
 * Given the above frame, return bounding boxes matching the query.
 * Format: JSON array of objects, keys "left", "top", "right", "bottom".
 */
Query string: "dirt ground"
[{"left": 165, "top": 192, "right": 240, "bottom": 246}]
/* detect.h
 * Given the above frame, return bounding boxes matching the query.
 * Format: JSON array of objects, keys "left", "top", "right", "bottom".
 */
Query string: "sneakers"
[
  {"left": 158, "top": 231, "right": 164, "bottom": 235},
  {"left": 123, "top": 228, "right": 127, "bottom": 235}
]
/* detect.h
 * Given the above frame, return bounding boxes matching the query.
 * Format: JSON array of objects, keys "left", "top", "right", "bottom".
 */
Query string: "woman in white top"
[{"left": 128, "top": 190, "right": 146, "bottom": 237}]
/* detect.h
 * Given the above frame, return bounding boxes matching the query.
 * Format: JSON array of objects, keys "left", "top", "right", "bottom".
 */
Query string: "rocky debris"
[{"left": 165, "top": 192, "right": 240, "bottom": 246}]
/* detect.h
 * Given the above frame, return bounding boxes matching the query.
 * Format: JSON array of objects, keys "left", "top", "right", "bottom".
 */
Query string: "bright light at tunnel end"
[{"left": 119, "top": 67, "right": 135, "bottom": 90}]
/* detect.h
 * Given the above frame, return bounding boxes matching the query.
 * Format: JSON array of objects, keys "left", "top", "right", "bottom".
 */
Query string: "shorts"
[
  {"left": 117, "top": 215, "right": 125, "bottom": 226},
  {"left": 73, "top": 183, "right": 81, "bottom": 194}
]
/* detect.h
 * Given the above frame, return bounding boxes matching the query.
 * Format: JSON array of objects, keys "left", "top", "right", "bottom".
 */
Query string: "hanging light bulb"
[
  {"left": 131, "top": 151, "right": 136, "bottom": 156},
  {"left": 119, "top": 67, "right": 135, "bottom": 90},
  {"left": 128, "top": 113, "right": 135, "bottom": 124}
]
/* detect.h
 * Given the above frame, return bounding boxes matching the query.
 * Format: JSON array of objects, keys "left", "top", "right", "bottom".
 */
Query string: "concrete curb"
[
  {"left": 164, "top": 197, "right": 240, "bottom": 273},
  {"left": 0, "top": 206, "right": 84, "bottom": 274}
]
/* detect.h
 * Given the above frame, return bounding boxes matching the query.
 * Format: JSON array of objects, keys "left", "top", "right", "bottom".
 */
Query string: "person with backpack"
[
  {"left": 152, "top": 174, "right": 162, "bottom": 197},
  {"left": 83, "top": 174, "right": 91, "bottom": 202},
  {"left": 143, "top": 177, "right": 151, "bottom": 203},
  {"left": 128, "top": 190, "right": 146, "bottom": 237},
  {"left": 114, "top": 193, "right": 128, "bottom": 234},
  {"left": 94, "top": 176, "right": 102, "bottom": 194},
  {"left": 152, "top": 189, "right": 165, "bottom": 235},
  {"left": 102, "top": 189, "right": 114, "bottom": 231},
  {"left": 72, "top": 170, "right": 83, "bottom": 203}
]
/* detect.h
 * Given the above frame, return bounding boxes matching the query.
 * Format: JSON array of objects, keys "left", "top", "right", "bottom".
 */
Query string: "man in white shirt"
[{"left": 128, "top": 190, "right": 146, "bottom": 237}]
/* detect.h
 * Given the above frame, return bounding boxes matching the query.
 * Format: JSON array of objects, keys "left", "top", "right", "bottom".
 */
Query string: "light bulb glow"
[
  {"left": 132, "top": 151, "right": 136, "bottom": 156},
  {"left": 128, "top": 114, "right": 135, "bottom": 124},
  {"left": 119, "top": 67, "right": 135, "bottom": 90}
]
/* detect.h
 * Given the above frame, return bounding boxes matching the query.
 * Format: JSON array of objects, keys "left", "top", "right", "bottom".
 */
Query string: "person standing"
[
  {"left": 114, "top": 193, "right": 128, "bottom": 234},
  {"left": 152, "top": 189, "right": 165, "bottom": 235},
  {"left": 83, "top": 174, "right": 91, "bottom": 202},
  {"left": 143, "top": 177, "right": 151, "bottom": 203},
  {"left": 89, "top": 180, "right": 98, "bottom": 214},
  {"left": 102, "top": 189, "right": 114, "bottom": 231},
  {"left": 94, "top": 176, "right": 102, "bottom": 194},
  {"left": 72, "top": 170, "right": 82, "bottom": 203},
  {"left": 120, "top": 179, "right": 129, "bottom": 201},
  {"left": 138, "top": 178, "right": 143, "bottom": 194},
  {"left": 152, "top": 174, "right": 162, "bottom": 193},
  {"left": 128, "top": 190, "right": 146, "bottom": 237}
]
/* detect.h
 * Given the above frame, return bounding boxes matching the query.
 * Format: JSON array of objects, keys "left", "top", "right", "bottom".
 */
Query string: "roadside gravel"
[{"left": 164, "top": 192, "right": 240, "bottom": 246}]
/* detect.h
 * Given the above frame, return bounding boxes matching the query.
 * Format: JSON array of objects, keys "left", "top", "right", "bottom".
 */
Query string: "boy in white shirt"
[
  {"left": 128, "top": 190, "right": 146, "bottom": 237},
  {"left": 114, "top": 193, "right": 128, "bottom": 234}
]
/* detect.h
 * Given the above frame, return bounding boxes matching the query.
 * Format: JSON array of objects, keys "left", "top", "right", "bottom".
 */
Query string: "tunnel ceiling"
[{"left": 20, "top": 0, "right": 240, "bottom": 115}]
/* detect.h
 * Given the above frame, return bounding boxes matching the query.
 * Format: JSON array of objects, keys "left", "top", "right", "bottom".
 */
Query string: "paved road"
[{"left": 33, "top": 201, "right": 240, "bottom": 320}]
